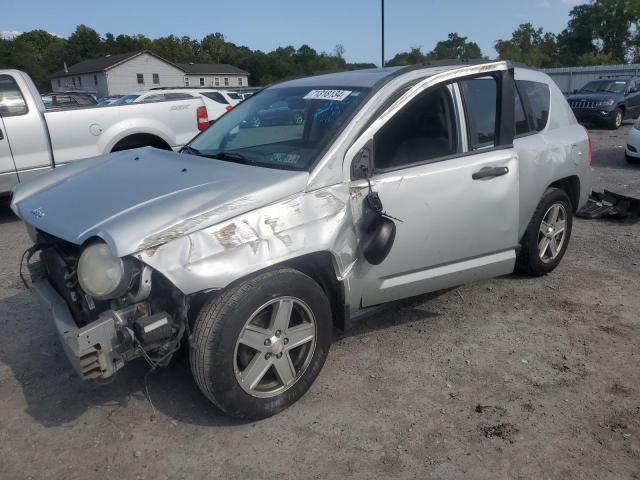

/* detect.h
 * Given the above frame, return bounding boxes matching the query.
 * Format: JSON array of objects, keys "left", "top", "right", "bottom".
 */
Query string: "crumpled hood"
[{"left": 11, "top": 147, "right": 309, "bottom": 256}]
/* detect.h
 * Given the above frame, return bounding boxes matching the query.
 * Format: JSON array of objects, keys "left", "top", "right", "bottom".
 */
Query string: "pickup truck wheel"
[
  {"left": 516, "top": 188, "right": 573, "bottom": 277},
  {"left": 609, "top": 108, "right": 623, "bottom": 130},
  {"left": 189, "top": 268, "right": 332, "bottom": 419}
]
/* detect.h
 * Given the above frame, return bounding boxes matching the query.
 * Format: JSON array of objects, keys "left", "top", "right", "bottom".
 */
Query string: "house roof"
[
  {"left": 49, "top": 51, "right": 146, "bottom": 79},
  {"left": 178, "top": 63, "right": 250, "bottom": 76},
  {"left": 50, "top": 51, "right": 249, "bottom": 79}
]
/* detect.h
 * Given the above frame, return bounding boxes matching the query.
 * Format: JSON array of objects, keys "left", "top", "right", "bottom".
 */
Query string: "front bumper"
[
  {"left": 31, "top": 279, "right": 124, "bottom": 379},
  {"left": 626, "top": 127, "right": 640, "bottom": 158},
  {"left": 572, "top": 108, "right": 616, "bottom": 124}
]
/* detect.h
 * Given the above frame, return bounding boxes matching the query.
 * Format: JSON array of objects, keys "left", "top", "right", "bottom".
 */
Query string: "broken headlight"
[{"left": 77, "top": 242, "right": 135, "bottom": 300}]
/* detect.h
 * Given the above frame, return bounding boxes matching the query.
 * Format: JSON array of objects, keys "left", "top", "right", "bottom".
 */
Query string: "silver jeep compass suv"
[{"left": 12, "top": 61, "right": 592, "bottom": 419}]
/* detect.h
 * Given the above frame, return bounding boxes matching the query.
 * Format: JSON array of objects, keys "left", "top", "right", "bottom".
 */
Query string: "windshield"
[
  {"left": 188, "top": 86, "right": 370, "bottom": 171},
  {"left": 579, "top": 80, "right": 628, "bottom": 94},
  {"left": 111, "top": 94, "right": 141, "bottom": 105}
]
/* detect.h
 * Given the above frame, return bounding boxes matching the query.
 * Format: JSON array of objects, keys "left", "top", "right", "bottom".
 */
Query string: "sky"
[{"left": 1, "top": 0, "right": 587, "bottom": 65}]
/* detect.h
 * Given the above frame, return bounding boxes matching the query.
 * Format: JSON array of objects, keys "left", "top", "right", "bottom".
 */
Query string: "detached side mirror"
[{"left": 362, "top": 215, "right": 396, "bottom": 265}]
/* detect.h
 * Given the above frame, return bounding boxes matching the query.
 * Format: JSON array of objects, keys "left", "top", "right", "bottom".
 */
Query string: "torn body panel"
[{"left": 136, "top": 185, "right": 359, "bottom": 298}]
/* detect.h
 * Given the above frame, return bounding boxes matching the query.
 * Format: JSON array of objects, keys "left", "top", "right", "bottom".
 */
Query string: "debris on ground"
[
  {"left": 577, "top": 190, "right": 640, "bottom": 222},
  {"left": 481, "top": 423, "right": 519, "bottom": 443}
]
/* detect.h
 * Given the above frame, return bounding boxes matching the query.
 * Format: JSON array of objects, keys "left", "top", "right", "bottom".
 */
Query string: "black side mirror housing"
[{"left": 362, "top": 214, "right": 396, "bottom": 265}]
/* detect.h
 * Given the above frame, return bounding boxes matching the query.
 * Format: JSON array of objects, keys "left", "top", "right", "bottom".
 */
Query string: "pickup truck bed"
[{"left": 0, "top": 69, "right": 208, "bottom": 196}]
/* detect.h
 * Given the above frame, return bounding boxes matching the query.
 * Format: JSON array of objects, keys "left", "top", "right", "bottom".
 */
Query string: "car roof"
[{"left": 271, "top": 61, "right": 505, "bottom": 90}]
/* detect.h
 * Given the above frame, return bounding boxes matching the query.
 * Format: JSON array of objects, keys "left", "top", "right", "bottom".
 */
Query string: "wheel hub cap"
[
  {"left": 537, "top": 202, "right": 567, "bottom": 263},
  {"left": 233, "top": 297, "right": 317, "bottom": 398}
]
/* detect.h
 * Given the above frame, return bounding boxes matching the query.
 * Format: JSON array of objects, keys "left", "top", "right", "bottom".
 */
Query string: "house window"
[
  {"left": 224, "top": 77, "right": 229, "bottom": 86},
  {"left": 199, "top": 77, "right": 205, "bottom": 86},
  {"left": 78, "top": 76, "right": 82, "bottom": 87},
  {"left": 238, "top": 77, "right": 243, "bottom": 86},
  {"left": 215, "top": 77, "right": 220, "bottom": 86},
  {"left": 153, "top": 73, "right": 160, "bottom": 85},
  {"left": 137, "top": 73, "right": 144, "bottom": 85},
  {"left": 184, "top": 76, "right": 190, "bottom": 87},
  {"left": 57, "top": 79, "right": 61, "bottom": 87},
  {"left": 93, "top": 74, "right": 98, "bottom": 86},
  {"left": 72, "top": 77, "right": 76, "bottom": 87}
]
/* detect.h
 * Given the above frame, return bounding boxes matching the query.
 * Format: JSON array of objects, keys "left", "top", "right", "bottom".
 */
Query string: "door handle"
[{"left": 472, "top": 166, "right": 509, "bottom": 180}]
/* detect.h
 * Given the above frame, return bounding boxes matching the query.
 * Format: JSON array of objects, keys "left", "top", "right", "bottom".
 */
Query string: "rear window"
[
  {"left": 227, "top": 92, "right": 241, "bottom": 100},
  {"left": 517, "top": 80, "right": 550, "bottom": 132},
  {"left": 459, "top": 77, "right": 497, "bottom": 150},
  {"left": 0, "top": 75, "right": 28, "bottom": 116},
  {"left": 201, "top": 92, "right": 229, "bottom": 104}
]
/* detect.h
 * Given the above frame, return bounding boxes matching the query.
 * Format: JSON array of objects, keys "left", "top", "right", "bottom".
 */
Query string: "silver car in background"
[{"left": 11, "top": 61, "right": 592, "bottom": 419}]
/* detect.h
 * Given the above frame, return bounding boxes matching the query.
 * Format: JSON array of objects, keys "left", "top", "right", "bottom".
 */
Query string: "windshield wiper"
[
  {"left": 181, "top": 145, "right": 201, "bottom": 155},
  {"left": 212, "top": 151, "right": 254, "bottom": 165}
]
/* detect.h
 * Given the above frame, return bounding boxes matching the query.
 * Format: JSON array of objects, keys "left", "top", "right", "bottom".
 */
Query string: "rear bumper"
[{"left": 31, "top": 279, "right": 124, "bottom": 379}]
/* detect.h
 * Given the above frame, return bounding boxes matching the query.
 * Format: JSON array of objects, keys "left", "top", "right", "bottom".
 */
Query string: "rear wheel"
[
  {"left": 516, "top": 188, "right": 573, "bottom": 277},
  {"left": 190, "top": 268, "right": 332, "bottom": 419}
]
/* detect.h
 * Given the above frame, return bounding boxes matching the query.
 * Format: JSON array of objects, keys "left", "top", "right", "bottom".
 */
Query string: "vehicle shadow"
[
  {"left": 0, "top": 287, "right": 449, "bottom": 428},
  {"left": 0, "top": 199, "right": 18, "bottom": 225}
]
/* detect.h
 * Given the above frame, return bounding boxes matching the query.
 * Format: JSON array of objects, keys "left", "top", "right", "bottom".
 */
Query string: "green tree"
[
  {"left": 65, "top": 25, "right": 102, "bottom": 64},
  {"left": 495, "top": 23, "right": 559, "bottom": 67},
  {"left": 386, "top": 47, "right": 429, "bottom": 66},
  {"left": 201, "top": 33, "right": 227, "bottom": 63},
  {"left": 430, "top": 33, "right": 483, "bottom": 61}
]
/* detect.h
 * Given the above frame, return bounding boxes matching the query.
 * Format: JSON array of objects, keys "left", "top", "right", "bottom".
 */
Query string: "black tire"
[
  {"left": 189, "top": 268, "right": 332, "bottom": 419},
  {"left": 516, "top": 188, "right": 573, "bottom": 277},
  {"left": 608, "top": 108, "right": 623, "bottom": 130},
  {"left": 626, "top": 153, "right": 640, "bottom": 165}
]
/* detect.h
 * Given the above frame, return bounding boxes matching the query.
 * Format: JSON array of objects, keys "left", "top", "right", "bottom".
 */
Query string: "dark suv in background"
[{"left": 566, "top": 76, "right": 640, "bottom": 129}]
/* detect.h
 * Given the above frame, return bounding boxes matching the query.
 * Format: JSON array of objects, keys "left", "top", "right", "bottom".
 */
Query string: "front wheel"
[
  {"left": 608, "top": 108, "right": 623, "bottom": 130},
  {"left": 516, "top": 188, "right": 573, "bottom": 277},
  {"left": 190, "top": 268, "right": 332, "bottom": 419}
]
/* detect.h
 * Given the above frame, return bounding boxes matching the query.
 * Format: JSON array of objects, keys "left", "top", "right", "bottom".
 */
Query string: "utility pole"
[{"left": 381, "top": 0, "right": 385, "bottom": 67}]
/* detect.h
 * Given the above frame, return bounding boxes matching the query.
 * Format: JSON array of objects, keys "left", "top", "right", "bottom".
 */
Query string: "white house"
[
  {"left": 49, "top": 51, "right": 250, "bottom": 97},
  {"left": 179, "top": 63, "right": 250, "bottom": 88}
]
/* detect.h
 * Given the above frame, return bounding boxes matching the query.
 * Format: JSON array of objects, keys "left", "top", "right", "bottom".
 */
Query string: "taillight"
[
  {"left": 197, "top": 106, "right": 209, "bottom": 130},
  {"left": 225, "top": 105, "right": 233, "bottom": 112},
  {"left": 584, "top": 126, "right": 592, "bottom": 165}
]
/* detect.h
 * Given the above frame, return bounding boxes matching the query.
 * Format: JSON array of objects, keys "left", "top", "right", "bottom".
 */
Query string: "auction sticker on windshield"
[{"left": 303, "top": 90, "right": 353, "bottom": 101}]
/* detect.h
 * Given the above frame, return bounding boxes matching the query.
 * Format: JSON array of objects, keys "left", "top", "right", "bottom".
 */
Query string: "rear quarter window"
[
  {"left": 201, "top": 92, "right": 229, "bottom": 104},
  {"left": 0, "top": 75, "right": 28, "bottom": 116},
  {"left": 517, "top": 80, "right": 550, "bottom": 132}
]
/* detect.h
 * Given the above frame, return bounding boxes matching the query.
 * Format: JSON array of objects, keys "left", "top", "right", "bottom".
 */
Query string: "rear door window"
[
  {"left": 201, "top": 92, "right": 229, "bottom": 104},
  {"left": 0, "top": 75, "right": 28, "bottom": 116},
  {"left": 459, "top": 77, "right": 497, "bottom": 150},
  {"left": 517, "top": 80, "right": 550, "bottom": 132},
  {"left": 514, "top": 87, "right": 530, "bottom": 137}
]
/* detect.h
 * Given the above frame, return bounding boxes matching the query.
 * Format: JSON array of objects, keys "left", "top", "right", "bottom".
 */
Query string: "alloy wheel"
[
  {"left": 537, "top": 203, "right": 567, "bottom": 263},
  {"left": 233, "top": 297, "right": 317, "bottom": 398}
]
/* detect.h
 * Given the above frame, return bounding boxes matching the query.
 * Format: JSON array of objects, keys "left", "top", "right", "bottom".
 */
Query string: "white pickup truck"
[{"left": 0, "top": 70, "right": 209, "bottom": 196}]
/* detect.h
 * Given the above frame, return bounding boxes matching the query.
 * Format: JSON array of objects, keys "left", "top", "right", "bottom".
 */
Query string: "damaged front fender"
[{"left": 134, "top": 185, "right": 358, "bottom": 295}]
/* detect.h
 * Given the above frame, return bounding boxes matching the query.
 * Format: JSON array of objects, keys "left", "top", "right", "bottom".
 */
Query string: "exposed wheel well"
[
  {"left": 187, "top": 252, "right": 347, "bottom": 331},
  {"left": 549, "top": 175, "right": 580, "bottom": 213},
  {"left": 111, "top": 133, "right": 172, "bottom": 152}
]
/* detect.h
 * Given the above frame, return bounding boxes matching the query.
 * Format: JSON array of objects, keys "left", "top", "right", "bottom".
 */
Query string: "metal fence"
[{"left": 542, "top": 64, "right": 640, "bottom": 93}]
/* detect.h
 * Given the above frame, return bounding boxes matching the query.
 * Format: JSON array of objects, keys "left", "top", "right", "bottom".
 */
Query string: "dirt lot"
[{"left": 0, "top": 124, "right": 639, "bottom": 480}]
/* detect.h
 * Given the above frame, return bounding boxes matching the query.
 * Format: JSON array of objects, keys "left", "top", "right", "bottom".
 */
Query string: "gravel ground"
[{"left": 0, "top": 124, "right": 639, "bottom": 480}]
